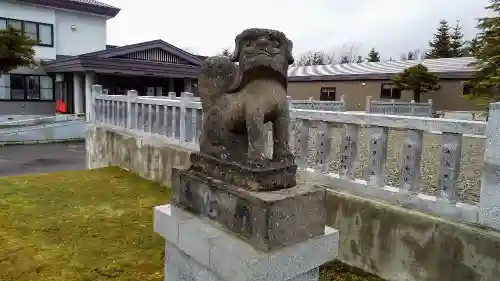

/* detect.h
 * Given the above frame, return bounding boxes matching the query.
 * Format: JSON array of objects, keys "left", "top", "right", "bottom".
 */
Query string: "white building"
[{"left": 0, "top": 0, "right": 204, "bottom": 120}]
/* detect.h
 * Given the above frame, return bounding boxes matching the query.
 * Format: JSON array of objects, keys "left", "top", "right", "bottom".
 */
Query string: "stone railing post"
[
  {"left": 390, "top": 99, "right": 396, "bottom": 115},
  {"left": 365, "top": 96, "right": 372, "bottom": 113},
  {"left": 91, "top": 84, "right": 102, "bottom": 124},
  {"left": 410, "top": 100, "right": 416, "bottom": 116},
  {"left": 179, "top": 92, "right": 193, "bottom": 144},
  {"left": 428, "top": 99, "right": 433, "bottom": 116},
  {"left": 127, "top": 90, "right": 138, "bottom": 130},
  {"left": 480, "top": 102, "right": 500, "bottom": 231},
  {"left": 340, "top": 94, "right": 346, "bottom": 111}
]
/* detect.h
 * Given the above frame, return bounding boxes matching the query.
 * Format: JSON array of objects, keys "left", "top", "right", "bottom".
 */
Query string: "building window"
[
  {"left": 0, "top": 74, "right": 10, "bottom": 99},
  {"left": 0, "top": 74, "right": 54, "bottom": 101},
  {"left": 463, "top": 83, "right": 473, "bottom": 95},
  {"left": 380, "top": 83, "right": 401, "bottom": 99},
  {"left": 0, "top": 17, "right": 53, "bottom": 47},
  {"left": 320, "top": 87, "right": 336, "bottom": 101}
]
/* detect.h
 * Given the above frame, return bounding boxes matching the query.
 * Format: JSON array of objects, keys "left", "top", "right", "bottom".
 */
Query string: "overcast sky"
[{"left": 100, "top": 0, "right": 490, "bottom": 60}]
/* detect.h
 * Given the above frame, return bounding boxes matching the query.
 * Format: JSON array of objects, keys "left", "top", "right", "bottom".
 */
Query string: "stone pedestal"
[
  {"left": 154, "top": 204, "right": 339, "bottom": 281},
  {"left": 171, "top": 167, "right": 326, "bottom": 251},
  {"left": 155, "top": 151, "right": 338, "bottom": 281}
]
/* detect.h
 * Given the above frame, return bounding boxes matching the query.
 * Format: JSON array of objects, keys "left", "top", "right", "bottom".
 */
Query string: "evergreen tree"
[
  {"left": 366, "top": 48, "right": 380, "bottom": 62},
  {"left": 464, "top": 37, "right": 480, "bottom": 56},
  {"left": 469, "top": 0, "right": 500, "bottom": 101},
  {"left": 0, "top": 26, "right": 36, "bottom": 73},
  {"left": 356, "top": 56, "right": 364, "bottom": 63},
  {"left": 392, "top": 64, "right": 441, "bottom": 102},
  {"left": 450, "top": 20, "right": 465, "bottom": 57},
  {"left": 425, "top": 20, "right": 453, "bottom": 58}
]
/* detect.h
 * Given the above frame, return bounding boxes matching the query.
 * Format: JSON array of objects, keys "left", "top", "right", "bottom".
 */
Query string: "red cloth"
[{"left": 56, "top": 100, "right": 67, "bottom": 113}]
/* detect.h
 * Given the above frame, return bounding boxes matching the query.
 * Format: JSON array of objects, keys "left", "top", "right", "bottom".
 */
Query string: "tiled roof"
[
  {"left": 69, "top": 0, "right": 118, "bottom": 9},
  {"left": 287, "top": 57, "right": 476, "bottom": 81}
]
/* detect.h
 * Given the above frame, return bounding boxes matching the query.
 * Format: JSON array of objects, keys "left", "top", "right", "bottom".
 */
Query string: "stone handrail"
[
  {"left": 366, "top": 96, "right": 433, "bottom": 117},
  {"left": 290, "top": 95, "right": 346, "bottom": 111},
  {"left": 91, "top": 85, "right": 500, "bottom": 232},
  {"left": 290, "top": 109, "right": 486, "bottom": 226}
]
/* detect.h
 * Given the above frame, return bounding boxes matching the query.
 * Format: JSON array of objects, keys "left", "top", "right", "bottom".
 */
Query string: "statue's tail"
[{"left": 198, "top": 56, "right": 239, "bottom": 110}]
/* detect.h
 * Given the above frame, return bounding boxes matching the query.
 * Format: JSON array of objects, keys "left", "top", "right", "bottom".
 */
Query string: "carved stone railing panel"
[
  {"left": 367, "top": 126, "right": 389, "bottom": 188},
  {"left": 399, "top": 129, "right": 424, "bottom": 193},
  {"left": 438, "top": 133, "right": 462, "bottom": 202},
  {"left": 314, "top": 121, "right": 333, "bottom": 173}
]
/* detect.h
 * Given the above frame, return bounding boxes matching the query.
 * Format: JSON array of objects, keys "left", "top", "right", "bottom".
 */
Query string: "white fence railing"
[
  {"left": 366, "top": 96, "right": 433, "bottom": 117},
  {"left": 290, "top": 95, "right": 346, "bottom": 111},
  {"left": 91, "top": 85, "right": 500, "bottom": 232}
]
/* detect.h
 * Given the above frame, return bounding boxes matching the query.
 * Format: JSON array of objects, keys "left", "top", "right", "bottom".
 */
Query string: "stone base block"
[
  {"left": 189, "top": 153, "right": 297, "bottom": 190},
  {"left": 165, "top": 244, "right": 319, "bottom": 281},
  {"left": 171, "top": 167, "right": 326, "bottom": 251},
  {"left": 154, "top": 204, "right": 339, "bottom": 281}
]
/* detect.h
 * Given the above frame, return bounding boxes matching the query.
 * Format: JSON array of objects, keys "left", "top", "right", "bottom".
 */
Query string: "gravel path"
[{"left": 301, "top": 127, "right": 484, "bottom": 205}]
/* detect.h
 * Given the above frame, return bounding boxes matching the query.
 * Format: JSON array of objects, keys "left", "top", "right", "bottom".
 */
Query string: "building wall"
[
  {"left": 287, "top": 79, "right": 487, "bottom": 112},
  {"left": 55, "top": 10, "right": 107, "bottom": 56},
  {"left": 0, "top": 1, "right": 110, "bottom": 117},
  {"left": 0, "top": 101, "right": 55, "bottom": 116},
  {"left": 0, "top": 1, "right": 56, "bottom": 60},
  {"left": 0, "top": 1, "right": 108, "bottom": 59}
]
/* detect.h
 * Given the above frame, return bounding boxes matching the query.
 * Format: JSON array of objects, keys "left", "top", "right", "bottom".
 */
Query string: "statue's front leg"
[
  {"left": 246, "top": 108, "right": 267, "bottom": 164},
  {"left": 273, "top": 104, "right": 294, "bottom": 162},
  {"left": 199, "top": 108, "right": 229, "bottom": 157}
]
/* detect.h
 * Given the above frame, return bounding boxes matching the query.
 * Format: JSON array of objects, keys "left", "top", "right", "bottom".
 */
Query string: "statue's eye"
[{"left": 245, "top": 40, "right": 253, "bottom": 46}]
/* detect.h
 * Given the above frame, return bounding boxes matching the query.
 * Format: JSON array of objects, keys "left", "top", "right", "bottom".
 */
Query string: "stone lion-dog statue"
[{"left": 197, "top": 28, "right": 295, "bottom": 167}]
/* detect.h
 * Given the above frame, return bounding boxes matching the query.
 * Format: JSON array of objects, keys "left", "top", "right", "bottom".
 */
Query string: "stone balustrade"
[{"left": 90, "top": 85, "right": 500, "bottom": 232}]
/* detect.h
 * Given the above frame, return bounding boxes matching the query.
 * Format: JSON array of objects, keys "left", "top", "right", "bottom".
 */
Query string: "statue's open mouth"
[{"left": 255, "top": 50, "right": 272, "bottom": 57}]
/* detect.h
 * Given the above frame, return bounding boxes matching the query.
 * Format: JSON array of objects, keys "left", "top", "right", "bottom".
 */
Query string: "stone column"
[
  {"left": 183, "top": 78, "right": 192, "bottom": 93},
  {"left": 480, "top": 102, "right": 500, "bottom": 231},
  {"left": 84, "top": 72, "right": 96, "bottom": 121},
  {"left": 73, "top": 73, "right": 84, "bottom": 115},
  {"left": 168, "top": 78, "right": 175, "bottom": 93}
]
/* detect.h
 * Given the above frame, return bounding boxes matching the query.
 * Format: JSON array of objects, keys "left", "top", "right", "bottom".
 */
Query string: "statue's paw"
[
  {"left": 247, "top": 152, "right": 269, "bottom": 168},
  {"left": 274, "top": 150, "right": 295, "bottom": 163}
]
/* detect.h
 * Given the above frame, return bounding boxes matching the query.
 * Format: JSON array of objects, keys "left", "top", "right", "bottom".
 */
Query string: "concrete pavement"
[{"left": 0, "top": 142, "right": 86, "bottom": 177}]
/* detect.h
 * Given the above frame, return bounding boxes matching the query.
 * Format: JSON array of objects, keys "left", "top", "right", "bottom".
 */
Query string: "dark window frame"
[
  {"left": 380, "top": 83, "right": 401, "bottom": 99},
  {"left": 0, "top": 17, "right": 54, "bottom": 47},
  {"left": 320, "top": 87, "right": 336, "bottom": 101},
  {"left": 0, "top": 74, "right": 55, "bottom": 102}
]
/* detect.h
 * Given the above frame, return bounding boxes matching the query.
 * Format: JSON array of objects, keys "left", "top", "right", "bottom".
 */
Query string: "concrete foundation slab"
[{"left": 154, "top": 204, "right": 339, "bottom": 281}]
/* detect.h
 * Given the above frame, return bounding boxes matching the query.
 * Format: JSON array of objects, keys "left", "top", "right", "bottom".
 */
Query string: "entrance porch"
[{"left": 42, "top": 39, "right": 204, "bottom": 116}]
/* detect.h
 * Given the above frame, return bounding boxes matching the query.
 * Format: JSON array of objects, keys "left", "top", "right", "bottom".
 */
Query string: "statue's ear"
[
  {"left": 230, "top": 36, "right": 241, "bottom": 62},
  {"left": 286, "top": 38, "right": 294, "bottom": 65}
]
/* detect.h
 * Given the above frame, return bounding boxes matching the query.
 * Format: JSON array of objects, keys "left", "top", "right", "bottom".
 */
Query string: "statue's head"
[{"left": 230, "top": 28, "right": 294, "bottom": 79}]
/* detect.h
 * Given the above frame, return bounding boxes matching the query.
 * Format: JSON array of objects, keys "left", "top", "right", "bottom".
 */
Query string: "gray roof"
[
  {"left": 287, "top": 57, "right": 476, "bottom": 82},
  {"left": 69, "top": 0, "right": 117, "bottom": 9},
  {"left": 16, "top": 0, "right": 120, "bottom": 17}
]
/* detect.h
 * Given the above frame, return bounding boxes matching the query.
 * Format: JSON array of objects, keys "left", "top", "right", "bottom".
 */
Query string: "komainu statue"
[{"left": 191, "top": 28, "right": 297, "bottom": 190}]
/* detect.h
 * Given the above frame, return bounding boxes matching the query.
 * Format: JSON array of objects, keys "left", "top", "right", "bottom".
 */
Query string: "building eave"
[
  {"left": 42, "top": 57, "right": 202, "bottom": 78},
  {"left": 15, "top": 0, "right": 120, "bottom": 18}
]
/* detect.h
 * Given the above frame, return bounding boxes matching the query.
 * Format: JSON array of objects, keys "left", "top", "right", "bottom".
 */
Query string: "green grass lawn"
[{"left": 0, "top": 167, "right": 383, "bottom": 281}]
